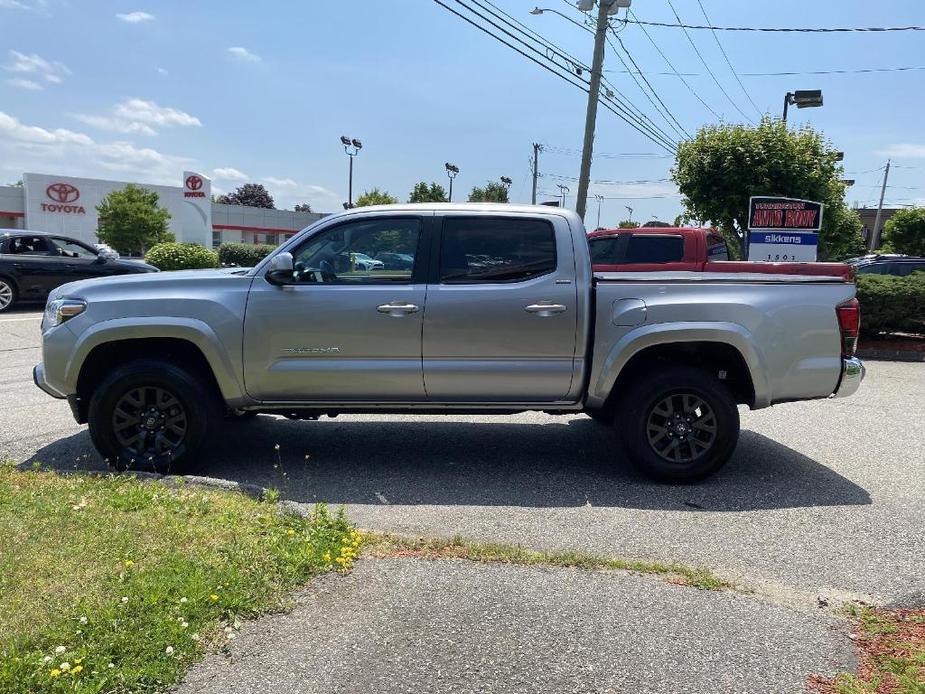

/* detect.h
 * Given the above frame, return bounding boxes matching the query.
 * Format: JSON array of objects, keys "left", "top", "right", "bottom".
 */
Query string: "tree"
[
  {"left": 355, "top": 188, "right": 398, "bottom": 207},
  {"left": 618, "top": 220, "right": 640, "bottom": 229},
  {"left": 673, "top": 117, "right": 865, "bottom": 261},
  {"left": 96, "top": 184, "right": 173, "bottom": 256},
  {"left": 468, "top": 182, "right": 509, "bottom": 203},
  {"left": 642, "top": 220, "right": 672, "bottom": 228},
  {"left": 408, "top": 181, "right": 448, "bottom": 203},
  {"left": 293, "top": 203, "right": 313, "bottom": 213},
  {"left": 216, "top": 183, "right": 275, "bottom": 209},
  {"left": 882, "top": 207, "right": 925, "bottom": 256}
]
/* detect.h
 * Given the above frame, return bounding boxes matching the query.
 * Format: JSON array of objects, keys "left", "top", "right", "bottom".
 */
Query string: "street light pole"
[
  {"left": 340, "top": 136, "right": 362, "bottom": 208},
  {"left": 500, "top": 176, "right": 512, "bottom": 202},
  {"left": 594, "top": 194, "right": 604, "bottom": 229},
  {"left": 575, "top": 0, "right": 613, "bottom": 222},
  {"left": 445, "top": 163, "right": 459, "bottom": 202},
  {"left": 556, "top": 184, "right": 569, "bottom": 207}
]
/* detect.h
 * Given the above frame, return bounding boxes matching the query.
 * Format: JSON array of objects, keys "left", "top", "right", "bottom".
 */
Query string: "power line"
[
  {"left": 623, "top": 19, "right": 925, "bottom": 33},
  {"left": 606, "top": 29, "right": 692, "bottom": 139},
  {"left": 546, "top": 173, "right": 672, "bottom": 185},
  {"left": 696, "top": 0, "right": 762, "bottom": 117},
  {"left": 665, "top": 0, "right": 753, "bottom": 123},
  {"left": 435, "top": 0, "right": 678, "bottom": 151},
  {"left": 606, "top": 65, "right": 925, "bottom": 77},
  {"left": 542, "top": 145, "right": 671, "bottom": 158},
  {"left": 628, "top": 9, "right": 722, "bottom": 121},
  {"left": 459, "top": 0, "right": 679, "bottom": 148}
]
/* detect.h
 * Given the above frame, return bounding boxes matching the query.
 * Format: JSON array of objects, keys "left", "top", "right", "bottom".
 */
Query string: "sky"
[{"left": 1, "top": 0, "right": 924, "bottom": 226}]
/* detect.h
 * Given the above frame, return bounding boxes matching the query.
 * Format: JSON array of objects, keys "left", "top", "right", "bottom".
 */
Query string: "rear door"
[
  {"left": 2, "top": 235, "right": 60, "bottom": 298},
  {"left": 422, "top": 213, "right": 578, "bottom": 402}
]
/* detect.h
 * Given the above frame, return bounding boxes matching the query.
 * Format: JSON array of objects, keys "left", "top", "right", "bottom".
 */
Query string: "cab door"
[
  {"left": 243, "top": 214, "right": 430, "bottom": 402},
  {"left": 422, "top": 213, "right": 579, "bottom": 402}
]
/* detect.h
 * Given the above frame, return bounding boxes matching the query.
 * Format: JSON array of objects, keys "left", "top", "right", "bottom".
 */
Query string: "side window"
[
  {"left": 624, "top": 235, "right": 684, "bottom": 264},
  {"left": 589, "top": 236, "right": 621, "bottom": 264},
  {"left": 707, "top": 234, "right": 728, "bottom": 261},
  {"left": 9, "top": 236, "right": 53, "bottom": 255},
  {"left": 289, "top": 217, "right": 421, "bottom": 284},
  {"left": 52, "top": 238, "right": 97, "bottom": 259},
  {"left": 440, "top": 217, "right": 556, "bottom": 283}
]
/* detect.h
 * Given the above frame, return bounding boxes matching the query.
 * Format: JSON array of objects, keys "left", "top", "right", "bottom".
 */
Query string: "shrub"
[
  {"left": 881, "top": 207, "right": 925, "bottom": 256},
  {"left": 144, "top": 242, "right": 219, "bottom": 271},
  {"left": 856, "top": 272, "right": 925, "bottom": 337},
  {"left": 218, "top": 243, "right": 276, "bottom": 267}
]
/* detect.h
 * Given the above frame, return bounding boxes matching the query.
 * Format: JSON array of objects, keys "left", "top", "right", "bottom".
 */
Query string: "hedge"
[
  {"left": 856, "top": 272, "right": 925, "bottom": 337},
  {"left": 218, "top": 243, "right": 276, "bottom": 267},
  {"left": 144, "top": 242, "right": 219, "bottom": 271}
]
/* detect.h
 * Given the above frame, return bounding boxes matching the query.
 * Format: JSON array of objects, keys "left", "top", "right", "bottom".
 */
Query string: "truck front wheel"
[
  {"left": 87, "top": 358, "right": 220, "bottom": 474},
  {"left": 616, "top": 366, "right": 739, "bottom": 483}
]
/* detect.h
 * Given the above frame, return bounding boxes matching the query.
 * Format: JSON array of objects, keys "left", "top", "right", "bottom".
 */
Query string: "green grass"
[
  {"left": 0, "top": 463, "right": 359, "bottom": 693},
  {"left": 362, "top": 532, "right": 731, "bottom": 591}
]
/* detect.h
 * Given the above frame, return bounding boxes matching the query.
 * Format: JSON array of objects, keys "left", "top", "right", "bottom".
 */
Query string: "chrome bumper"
[
  {"left": 33, "top": 363, "right": 65, "bottom": 399},
  {"left": 832, "top": 357, "right": 865, "bottom": 399}
]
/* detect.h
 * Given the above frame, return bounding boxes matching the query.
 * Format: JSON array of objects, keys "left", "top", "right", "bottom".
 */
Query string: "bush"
[
  {"left": 856, "top": 272, "right": 925, "bottom": 337},
  {"left": 218, "top": 243, "right": 276, "bottom": 267},
  {"left": 881, "top": 207, "right": 925, "bottom": 256},
  {"left": 144, "top": 242, "right": 219, "bottom": 271}
]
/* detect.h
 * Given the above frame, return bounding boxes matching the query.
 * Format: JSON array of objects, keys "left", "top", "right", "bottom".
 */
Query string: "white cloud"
[
  {"left": 6, "top": 77, "right": 42, "bottom": 90},
  {"left": 212, "top": 167, "right": 249, "bottom": 181},
  {"left": 227, "top": 46, "right": 261, "bottom": 63},
  {"left": 116, "top": 11, "right": 154, "bottom": 23},
  {"left": 0, "top": 110, "right": 192, "bottom": 185},
  {"left": 0, "top": 0, "right": 47, "bottom": 11},
  {"left": 4, "top": 50, "right": 70, "bottom": 84},
  {"left": 73, "top": 98, "right": 201, "bottom": 136},
  {"left": 259, "top": 176, "right": 339, "bottom": 210},
  {"left": 156, "top": 67, "right": 168, "bottom": 76},
  {"left": 879, "top": 144, "right": 925, "bottom": 159}
]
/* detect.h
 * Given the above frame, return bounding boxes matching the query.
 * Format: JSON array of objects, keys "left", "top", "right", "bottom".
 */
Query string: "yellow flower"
[
  {"left": 50, "top": 669, "right": 61, "bottom": 678},
  {"left": 322, "top": 551, "right": 331, "bottom": 562},
  {"left": 286, "top": 528, "right": 295, "bottom": 536},
  {"left": 124, "top": 560, "right": 134, "bottom": 568},
  {"left": 74, "top": 658, "right": 82, "bottom": 664},
  {"left": 209, "top": 594, "right": 219, "bottom": 602},
  {"left": 72, "top": 665, "right": 83, "bottom": 674}
]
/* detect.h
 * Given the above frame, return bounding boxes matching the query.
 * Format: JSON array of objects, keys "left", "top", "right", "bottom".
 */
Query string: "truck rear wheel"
[
  {"left": 616, "top": 366, "right": 739, "bottom": 483},
  {"left": 87, "top": 358, "right": 220, "bottom": 474}
]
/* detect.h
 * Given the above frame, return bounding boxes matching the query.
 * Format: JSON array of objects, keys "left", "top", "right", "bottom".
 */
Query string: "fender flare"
[
  {"left": 588, "top": 322, "right": 772, "bottom": 409},
  {"left": 66, "top": 317, "right": 246, "bottom": 402}
]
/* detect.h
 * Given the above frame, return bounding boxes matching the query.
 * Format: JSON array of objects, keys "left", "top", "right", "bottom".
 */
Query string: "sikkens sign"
[
  {"left": 42, "top": 182, "right": 86, "bottom": 214},
  {"left": 747, "top": 196, "right": 824, "bottom": 262}
]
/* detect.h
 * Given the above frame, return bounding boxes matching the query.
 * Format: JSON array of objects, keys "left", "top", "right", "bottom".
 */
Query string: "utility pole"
[
  {"left": 871, "top": 160, "right": 891, "bottom": 250},
  {"left": 575, "top": 0, "right": 612, "bottom": 221},
  {"left": 531, "top": 143, "right": 542, "bottom": 204}
]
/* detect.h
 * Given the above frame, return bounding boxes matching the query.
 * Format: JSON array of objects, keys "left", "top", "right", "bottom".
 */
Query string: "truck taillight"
[{"left": 836, "top": 298, "right": 860, "bottom": 357}]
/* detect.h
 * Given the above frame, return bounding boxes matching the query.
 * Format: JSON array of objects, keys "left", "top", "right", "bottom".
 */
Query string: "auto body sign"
[{"left": 747, "top": 197, "right": 823, "bottom": 262}]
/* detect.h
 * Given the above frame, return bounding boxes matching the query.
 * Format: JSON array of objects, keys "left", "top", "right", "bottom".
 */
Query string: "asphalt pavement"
[{"left": 2, "top": 307, "right": 922, "bottom": 691}]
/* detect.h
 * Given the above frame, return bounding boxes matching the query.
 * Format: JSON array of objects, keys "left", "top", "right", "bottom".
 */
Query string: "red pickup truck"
[{"left": 588, "top": 226, "right": 853, "bottom": 279}]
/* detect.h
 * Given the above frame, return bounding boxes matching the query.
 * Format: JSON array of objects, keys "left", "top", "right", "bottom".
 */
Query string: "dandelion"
[
  {"left": 108, "top": 663, "right": 115, "bottom": 669},
  {"left": 181, "top": 621, "right": 189, "bottom": 629},
  {"left": 165, "top": 646, "right": 174, "bottom": 655},
  {"left": 59, "top": 662, "right": 70, "bottom": 671},
  {"left": 54, "top": 646, "right": 66, "bottom": 655},
  {"left": 209, "top": 594, "right": 219, "bottom": 602},
  {"left": 79, "top": 616, "right": 87, "bottom": 624},
  {"left": 322, "top": 551, "right": 331, "bottom": 562},
  {"left": 72, "top": 665, "right": 83, "bottom": 674},
  {"left": 124, "top": 560, "right": 134, "bottom": 568},
  {"left": 50, "top": 669, "right": 61, "bottom": 678},
  {"left": 287, "top": 528, "right": 295, "bottom": 536},
  {"left": 180, "top": 597, "right": 188, "bottom": 604},
  {"left": 191, "top": 633, "right": 201, "bottom": 641},
  {"left": 121, "top": 596, "right": 129, "bottom": 604}
]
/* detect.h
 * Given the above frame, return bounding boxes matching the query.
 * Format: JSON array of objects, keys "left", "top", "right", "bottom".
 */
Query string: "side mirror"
[
  {"left": 94, "top": 254, "right": 107, "bottom": 264},
  {"left": 265, "top": 252, "right": 295, "bottom": 285}
]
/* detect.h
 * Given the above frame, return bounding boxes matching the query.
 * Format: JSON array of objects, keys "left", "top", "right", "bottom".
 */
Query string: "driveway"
[{"left": 3, "top": 308, "right": 922, "bottom": 607}]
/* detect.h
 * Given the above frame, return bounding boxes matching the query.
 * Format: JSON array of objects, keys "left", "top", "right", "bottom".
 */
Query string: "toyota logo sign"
[
  {"left": 186, "top": 175, "right": 203, "bottom": 191},
  {"left": 46, "top": 182, "right": 80, "bottom": 203},
  {"left": 184, "top": 173, "right": 207, "bottom": 198},
  {"left": 42, "top": 182, "right": 86, "bottom": 214}
]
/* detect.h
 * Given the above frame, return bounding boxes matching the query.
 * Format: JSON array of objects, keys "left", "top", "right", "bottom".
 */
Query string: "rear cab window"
[
  {"left": 624, "top": 234, "right": 684, "bottom": 264},
  {"left": 439, "top": 217, "right": 556, "bottom": 283}
]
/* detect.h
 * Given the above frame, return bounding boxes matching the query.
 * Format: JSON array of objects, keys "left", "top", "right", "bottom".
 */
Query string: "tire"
[
  {"left": 87, "top": 358, "right": 221, "bottom": 474},
  {"left": 0, "top": 277, "right": 17, "bottom": 313},
  {"left": 616, "top": 366, "right": 739, "bottom": 483}
]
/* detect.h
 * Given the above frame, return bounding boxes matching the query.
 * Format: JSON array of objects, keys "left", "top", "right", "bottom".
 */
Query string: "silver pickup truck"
[{"left": 34, "top": 204, "right": 864, "bottom": 482}]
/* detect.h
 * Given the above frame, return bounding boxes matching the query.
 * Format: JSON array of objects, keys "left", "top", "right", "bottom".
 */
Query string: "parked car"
[
  {"left": 588, "top": 226, "right": 854, "bottom": 279},
  {"left": 375, "top": 252, "right": 414, "bottom": 270},
  {"left": 34, "top": 205, "right": 863, "bottom": 483},
  {"left": 848, "top": 254, "right": 925, "bottom": 277},
  {"left": 350, "top": 252, "right": 385, "bottom": 271},
  {"left": 0, "top": 230, "right": 158, "bottom": 312}
]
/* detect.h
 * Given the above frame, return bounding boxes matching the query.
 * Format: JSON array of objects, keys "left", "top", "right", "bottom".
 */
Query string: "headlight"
[{"left": 44, "top": 298, "right": 87, "bottom": 328}]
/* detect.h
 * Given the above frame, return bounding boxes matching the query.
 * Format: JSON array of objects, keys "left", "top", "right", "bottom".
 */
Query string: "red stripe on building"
[
  {"left": 212, "top": 224, "right": 300, "bottom": 234},
  {"left": 0, "top": 211, "right": 25, "bottom": 218}
]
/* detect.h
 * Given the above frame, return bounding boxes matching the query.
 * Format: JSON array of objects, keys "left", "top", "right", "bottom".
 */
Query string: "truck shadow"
[{"left": 22, "top": 415, "right": 871, "bottom": 512}]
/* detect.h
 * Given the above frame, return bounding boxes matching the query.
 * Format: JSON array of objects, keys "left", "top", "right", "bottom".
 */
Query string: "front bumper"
[
  {"left": 33, "top": 364, "right": 65, "bottom": 399},
  {"left": 832, "top": 357, "right": 865, "bottom": 399}
]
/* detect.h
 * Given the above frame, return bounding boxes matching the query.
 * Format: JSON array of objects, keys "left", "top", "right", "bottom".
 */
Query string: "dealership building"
[{"left": 0, "top": 171, "right": 325, "bottom": 249}]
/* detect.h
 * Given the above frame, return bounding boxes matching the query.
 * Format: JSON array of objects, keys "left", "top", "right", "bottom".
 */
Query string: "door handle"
[
  {"left": 377, "top": 302, "right": 419, "bottom": 316},
  {"left": 524, "top": 302, "right": 567, "bottom": 316}
]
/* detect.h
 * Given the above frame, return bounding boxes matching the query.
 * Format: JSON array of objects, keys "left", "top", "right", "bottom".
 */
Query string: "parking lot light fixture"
[
  {"left": 782, "top": 90, "right": 823, "bottom": 123},
  {"left": 445, "top": 163, "right": 459, "bottom": 202},
  {"left": 341, "top": 135, "right": 362, "bottom": 208}
]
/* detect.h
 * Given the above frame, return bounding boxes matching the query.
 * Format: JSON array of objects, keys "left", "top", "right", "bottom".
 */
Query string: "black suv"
[
  {"left": 850, "top": 254, "right": 925, "bottom": 277},
  {"left": 0, "top": 230, "right": 158, "bottom": 312}
]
